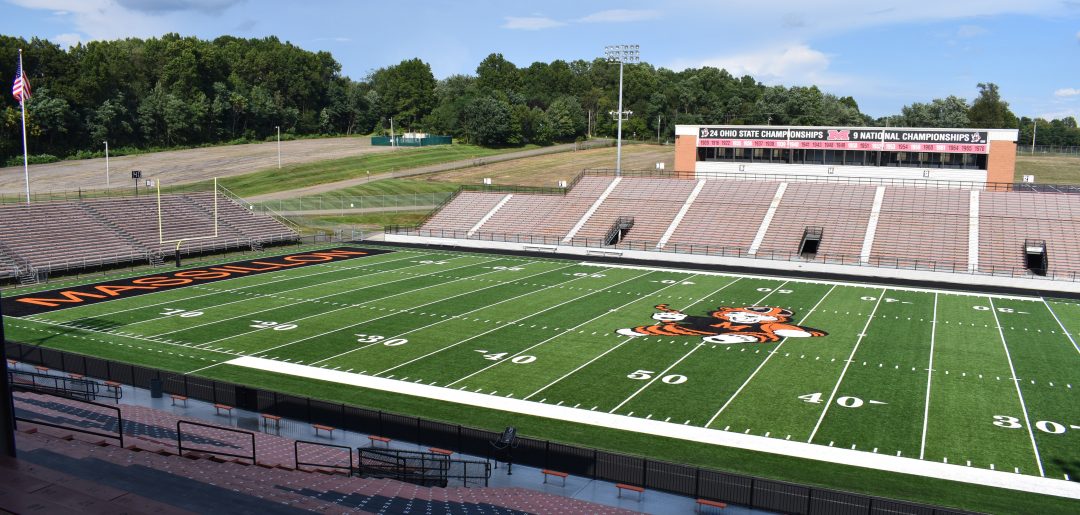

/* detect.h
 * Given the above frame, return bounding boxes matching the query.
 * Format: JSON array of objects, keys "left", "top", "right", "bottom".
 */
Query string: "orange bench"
[
  {"left": 541, "top": 469, "right": 568, "bottom": 486},
  {"left": 103, "top": 381, "right": 122, "bottom": 394},
  {"left": 368, "top": 435, "right": 391, "bottom": 447},
  {"left": 170, "top": 394, "right": 188, "bottom": 406},
  {"left": 68, "top": 373, "right": 84, "bottom": 380},
  {"left": 615, "top": 483, "right": 644, "bottom": 501},
  {"left": 5, "top": 359, "right": 15, "bottom": 367},
  {"left": 312, "top": 424, "right": 335, "bottom": 438},
  {"left": 261, "top": 414, "right": 282, "bottom": 431},
  {"left": 695, "top": 499, "right": 728, "bottom": 512},
  {"left": 213, "top": 404, "right": 233, "bottom": 416},
  {"left": 34, "top": 365, "right": 49, "bottom": 374},
  {"left": 428, "top": 447, "right": 453, "bottom": 456}
]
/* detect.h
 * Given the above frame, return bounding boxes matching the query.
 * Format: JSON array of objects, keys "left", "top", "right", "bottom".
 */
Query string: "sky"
[{"left": 1, "top": 0, "right": 1078, "bottom": 120}]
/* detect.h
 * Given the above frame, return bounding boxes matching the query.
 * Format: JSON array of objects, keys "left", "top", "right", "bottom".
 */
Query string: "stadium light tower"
[
  {"left": 605, "top": 44, "right": 639, "bottom": 176},
  {"left": 103, "top": 140, "right": 110, "bottom": 190}
]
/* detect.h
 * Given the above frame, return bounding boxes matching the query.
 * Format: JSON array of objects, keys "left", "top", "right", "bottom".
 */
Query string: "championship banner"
[
  {"left": 697, "top": 127, "right": 989, "bottom": 154},
  {"left": 2, "top": 247, "right": 393, "bottom": 317}
]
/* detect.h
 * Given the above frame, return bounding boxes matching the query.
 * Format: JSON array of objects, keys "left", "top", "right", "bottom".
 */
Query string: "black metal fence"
[{"left": 4, "top": 341, "right": 976, "bottom": 515}]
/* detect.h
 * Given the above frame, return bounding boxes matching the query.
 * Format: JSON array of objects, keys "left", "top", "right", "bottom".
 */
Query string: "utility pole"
[
  {"left": 1031, "top": 119, "right": 1037, "bottom": 155},
  {"left": 275, "top": 126, "right": 281, "bottom": 169},
  {"left": 657, "top": 114, "right": 662, "bottom": 144},
  {"left": 389, "top": 117, "right": 395, "bottom": 148},
  {"left": 104, "top": 140, "right": 110, "bottom": 190}
]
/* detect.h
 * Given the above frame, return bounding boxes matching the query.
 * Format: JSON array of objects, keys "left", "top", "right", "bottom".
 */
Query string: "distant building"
[{"left": 674, "top": 125, "right": 1019, "bottom": 184}]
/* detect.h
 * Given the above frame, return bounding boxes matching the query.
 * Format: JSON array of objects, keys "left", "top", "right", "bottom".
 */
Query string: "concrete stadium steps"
[
  {"left": 474, "top": 194, "right": 564, "bottom": 236},
  {"left": 870, "top": 187, "right": 971, "bottom": 270},
  {"left": 978, "top": 191, "right": 1080, "bottom": 276},
  {"left": 10, "top": 392, "right": 635, "bottom": 515},
  {"left": 573, "top": 178, "right": 699, "bottom": 243},
  {"left": 755, "top": 182, "right": 877, "bottom": 260},
  {"left": 666, "top": 180, "right": 782, "bottom": 251}
]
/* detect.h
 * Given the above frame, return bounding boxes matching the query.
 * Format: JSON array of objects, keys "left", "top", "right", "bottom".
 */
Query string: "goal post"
[{"left": 156, "top": 177, "right": 220, "bottom": 266}]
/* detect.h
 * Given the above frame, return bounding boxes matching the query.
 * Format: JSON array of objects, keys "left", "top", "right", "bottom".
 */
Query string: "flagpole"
[{"left": 18, "top": 49, "right": 30, "bottom": 204}]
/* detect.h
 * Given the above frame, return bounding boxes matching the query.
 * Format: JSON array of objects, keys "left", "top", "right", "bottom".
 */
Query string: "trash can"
[{"left": 150, "top": 378, "right": 163, "bottom": 398}]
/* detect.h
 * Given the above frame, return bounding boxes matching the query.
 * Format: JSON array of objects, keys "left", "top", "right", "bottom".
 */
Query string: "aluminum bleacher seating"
[
  {"left": 0, "top": 192, "right": 297, "bottom": 277},
  {"left": 421, "top": 192, "right": 509, "bottom": 234},
  {"left": 412, "top": 170, "right": 1080, "bottom": 280}
]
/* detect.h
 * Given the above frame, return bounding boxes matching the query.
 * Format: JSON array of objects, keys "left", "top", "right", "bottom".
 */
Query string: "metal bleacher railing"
[{"left": 4, "top": 341, "right": 976, "bottom": 515}]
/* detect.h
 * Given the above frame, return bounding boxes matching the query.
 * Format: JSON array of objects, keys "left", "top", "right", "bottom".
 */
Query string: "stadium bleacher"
[
  {"left": 414, "top": 171, "right": 1080, "bottom": 279},
  {"left": 0, "top": 192, "right": 298, "bottom": 280}
]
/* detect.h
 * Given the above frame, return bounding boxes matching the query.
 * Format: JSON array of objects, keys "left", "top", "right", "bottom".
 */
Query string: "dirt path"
[{"left": 0, "top": 137, "right": 394, "bottom": 194}]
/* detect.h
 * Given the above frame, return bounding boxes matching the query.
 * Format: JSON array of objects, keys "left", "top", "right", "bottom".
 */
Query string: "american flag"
[{"left": 12, "top": 58, "right": 31, "bottom": 102}]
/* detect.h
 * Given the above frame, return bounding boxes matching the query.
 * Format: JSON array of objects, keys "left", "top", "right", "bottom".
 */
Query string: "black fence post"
[
  {"left": 694, "top": 468, "right": 700, "bottom": 499},
  {"left": 592, "top": 449, "right": 598, "bottom": 479}
]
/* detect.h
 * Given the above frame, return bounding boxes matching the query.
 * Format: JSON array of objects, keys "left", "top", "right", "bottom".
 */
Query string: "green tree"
[
  {"left": 968, "top": 83, "right": 1017, "bottom": 128},
  {"left": 545, "top": 96, "right": 586, "bottom": 141},
  {"left": 462, "top": 97, "right": 512, "bottom": 146},
  {"left": 371, "top": 58, "right": 437, "bottom": 129}
]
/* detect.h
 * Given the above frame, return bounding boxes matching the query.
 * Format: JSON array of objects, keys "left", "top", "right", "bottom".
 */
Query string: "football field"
[{"left": 4, "top": 244, "right": 1079, "bottom": 496}]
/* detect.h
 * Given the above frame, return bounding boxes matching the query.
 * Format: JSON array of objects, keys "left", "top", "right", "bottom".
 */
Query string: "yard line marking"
[
  {"left": 225, "top": 260, "right": 573, "bottom": 365},
  {"left": 123, "top": 253, "right": 436, "bottom": 331},
  {"left": 40, "top": 248, "right": 428, "bottom": 319},
  {"left": 193, "top": 256, "right": 508, "bottom": 346},
  {"left": 989, "top": 297, "right": 1045, "bottom": 477},
  {"left": 519, "top": 275, "right": 706, "bottom": 400},
  {"left": 1040, "top": 299, "right": 1080, "bottom": 357},
  {"left": 320, "top": 264, "right": 619, "bottom": 368},
  {"left": 610, "top": 279, "right": 771, "bottom": 414},
  {"left": 369, "top": 268, "right": 648, "bottom": 374},
  {"left": 705, "top": 284, "right": 837, "bottom": 428},
  {"left": 807, "top": 289, "right": 887, "bottom": 443},
  {"left": 919, "top": 293, "right": 938, "bottom": 460},
  {"left": 17, "top": 317, "right": 235, "bottom": 357}
]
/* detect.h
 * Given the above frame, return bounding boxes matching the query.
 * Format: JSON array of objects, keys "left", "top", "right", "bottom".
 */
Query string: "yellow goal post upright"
[{"left": 156, "top": 177, "right": 220, "bottom": 267}]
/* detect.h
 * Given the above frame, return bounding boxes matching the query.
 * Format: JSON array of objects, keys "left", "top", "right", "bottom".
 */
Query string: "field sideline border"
[
  {"left": 225, "top": 355, "right": 1080, "bottom": 500},
  {"left": 370, "top": 240, "right": 1080, "bottom": 301}
]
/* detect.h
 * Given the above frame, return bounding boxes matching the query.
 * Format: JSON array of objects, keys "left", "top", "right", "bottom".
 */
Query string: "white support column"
[
  {"left": 563, "top": 177, "right": 622, "bottom": 242},
  {"left": 657, "top": 180, "right": 706, "bottom": 249},
  {"left": 969, "top": 190, "right": 980, "bottom": 272},
  {"left": 860, "top": 186, "right": 887, "bottom": 263},
  {"left": 468, "top": 194, "right": 513, "bottom": 237},
  {"left": 748, "top": 182, "right": 788, "bottom": 255}
]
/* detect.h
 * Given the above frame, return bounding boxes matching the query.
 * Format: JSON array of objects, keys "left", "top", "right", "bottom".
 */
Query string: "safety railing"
[
  {"left": 11, "top": 385, "right": 124, "bottom": 447},
  {"left": 177, "top": 420, "right": 256, "bottom": 464},
  {"left": 295, "top": 439, "right": 354, "bottom": 475}
]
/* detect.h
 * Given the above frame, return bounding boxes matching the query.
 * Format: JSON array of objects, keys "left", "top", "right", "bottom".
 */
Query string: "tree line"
[{"left": 1, "top": 33, "right": 1051, "bottom": 166}]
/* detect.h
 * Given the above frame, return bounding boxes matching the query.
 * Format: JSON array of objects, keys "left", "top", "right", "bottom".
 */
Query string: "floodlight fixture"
[{"left": 604, "top": 44, "right": 639, "bottom": 175}]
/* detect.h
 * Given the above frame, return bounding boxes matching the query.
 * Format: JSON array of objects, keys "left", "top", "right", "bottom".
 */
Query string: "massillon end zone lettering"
[{"left": 1, "top": 247, "right": 393, "bottom": 317}]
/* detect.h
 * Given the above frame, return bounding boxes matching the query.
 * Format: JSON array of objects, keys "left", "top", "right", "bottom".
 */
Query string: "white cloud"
[
  {"left": 501, "top": 16, "right": 565, "bottom": 30},
  {"left": 955, "top": 24, "right": 986, "bottom": 38},
  {"left": 575, "top": 9, "right": 660, "bottom": 23},
  {"left": 52, "top": 32, "right": 82, "bottom": 48},
  {"left": 8, "top": 0, "right": 239, "bottom": 41},
  {"left": 670, "top": 44, "right": 845, "bottom": 87},
  {"left": 114, "top": 0, "right": 243, "bottom": 14},
  {"left": 1054, "top": 88, "right": 1080, "bottom": 97}
]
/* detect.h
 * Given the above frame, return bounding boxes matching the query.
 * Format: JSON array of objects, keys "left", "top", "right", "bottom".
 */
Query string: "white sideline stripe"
[
  {"left": 225, "top": 355, "right": 1080, "bottom": 500},
  {"left": 807, "top": 289, "right": 886, "bottom": 443},
  {"left": 919, "top": 293, "right": 938, "bottom": 460},
  {"left": 579, "top": 261, "right": 1041, "bottom": 301},
  {"left": 969, "top": 190, "right": 980, "bottom": 271},
  {"left": 562, "top": 177, "right": 622, "bottom": 242},
  {"left": 747, "top": 182, "right": 787, "bottom": 255},
  {"left": 468, "top": 194, "right": 513, "bottom": 237},
  {"left": 859, "top": 186, "right": 886, "bottom": 263},
  {"left": 989, "top": 297, "right": 1045, "bottom": 477},
  {"left": 1041, "top": 299, "right": 1080, "bottom": 357},
  {"left": 656, "top": 180, "right": 707, "bottom": 249}
]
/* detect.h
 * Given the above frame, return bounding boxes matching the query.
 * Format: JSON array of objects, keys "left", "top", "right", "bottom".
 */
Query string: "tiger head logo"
[{"left": 616, "top": 304, "right": 827, "bottom": 344}]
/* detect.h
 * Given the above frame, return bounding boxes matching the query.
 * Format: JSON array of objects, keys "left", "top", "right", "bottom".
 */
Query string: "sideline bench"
[
  {"left": 541, "top": 469, "right": 568, "bottom": 486},
  {"left": 312, "top": 424, "right": 335, "bottom": 438},
  {"left": 68, "top": 373, "right": 84, "bottom": 380},
  {"left": 34, "top": 365, "right": 49, "bottom": 374},
  {"left": 103, "top": 381, "right": 122, "bottom": 395},
  {"left": 615, "top": 483, "right": 644, "bottom": 501},
  {"left": 260, "top": 414, "right": 282, "bottom": 432},
  {"left": 695, "top": 499, "right": 728, "bottom": 512},
  {"left": 169, "top": 394, "right": 188, "bottom": 407},
  {"left": 368, "top": 435, "right": 391, "bottom": 447},
  {"left": 428, "top": 447, "right": 453, "bottom": 456},
  {"left": 213, "top": 404, "right": 233, "bottom": 416}
]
